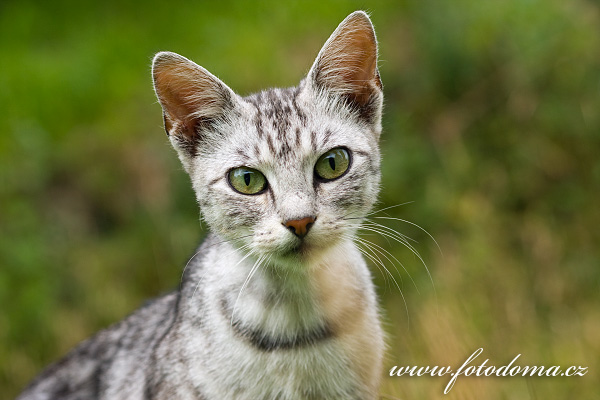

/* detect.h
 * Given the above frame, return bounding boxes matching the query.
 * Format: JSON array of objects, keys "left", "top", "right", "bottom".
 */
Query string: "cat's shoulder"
[{"left": 17, "top": 292, "right": 178, "bottom": 399}]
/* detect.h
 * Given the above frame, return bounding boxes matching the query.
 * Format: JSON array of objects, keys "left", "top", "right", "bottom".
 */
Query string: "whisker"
[
  {"left": 205, "top": 234, "right": 255, "bottom": 250},
  {"left": 347, "top": 220, "right": 422, "bottom": 270},
  {"left": 355, "top": 237, "right": 410, "bottom": 328},
  {"left": 361, "top": 222, "right": 421, "bottom": 255},
  {"left": 359, "top": 222, "right": 436, "bottom": 298},
  {"left": 180, "top": 248, "right": 205, "bottom": 288},
  {"left": 365, "top": 201, "right": 415, "bottom": 217},
  {"left": 372, "top": 216, "right": 442, "bottom": 255},
  {"left": 339, "top": 209, "right": 364, "bottom": 221},
  {"left": 356, "top": 234, "right": 419, "bottom": 294},
  {"left": 356, "top": 238, "right": 404, "bottom": 293},
  {"left": 362, "top": 220, "right": 418, "bottom": 243},
  {"left": 342, "top": 231, "right": 390, "bottom": 292},
  {"left": 358, "top": 245, "right": 391, "bottom": 294},
  {"left": 345, "top": 215, "right": 438, "bottom": 313},
  {"left": 355, "top": 237, "right": 392, "bottom": 293},
  {"left": 357, "top": 236, "right": 405, "bottom": 289},
  {"left": 231, "top": 253, "right": 268, "bottom": 325}
]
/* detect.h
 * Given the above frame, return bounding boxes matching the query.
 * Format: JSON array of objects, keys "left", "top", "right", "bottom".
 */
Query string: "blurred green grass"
[{"left": 1, "top": 0, "right": 599, "bottom": 398}]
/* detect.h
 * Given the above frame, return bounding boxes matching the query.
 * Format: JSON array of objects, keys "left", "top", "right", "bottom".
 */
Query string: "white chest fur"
[{"left": 171, "top": 239, "right": 383, "bottom": 400}]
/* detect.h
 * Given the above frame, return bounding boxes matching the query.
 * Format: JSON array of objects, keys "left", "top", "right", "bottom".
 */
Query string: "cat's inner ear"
[
  {"left": 152, "top": 52, "right": 234, "bottom": 146},
  {"left": 308, "top": 11, "right": 382, "bottom": 109}
]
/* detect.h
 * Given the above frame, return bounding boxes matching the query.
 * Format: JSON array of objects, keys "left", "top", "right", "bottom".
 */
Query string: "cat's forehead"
[
  {"left": 227, "top": 86, "right": 358, "bottom": 167},
  {"left": 244, "top": 87, "right": 308, "bottom": 153}
]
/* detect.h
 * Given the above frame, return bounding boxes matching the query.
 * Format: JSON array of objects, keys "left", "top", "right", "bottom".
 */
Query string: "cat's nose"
[{"left": 284, "top": 216, "right": 316, "bottom": 238}]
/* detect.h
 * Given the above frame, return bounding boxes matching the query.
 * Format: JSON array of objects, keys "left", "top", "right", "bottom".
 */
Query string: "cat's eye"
[
  {"left": 228, "top": 167, "right": 268, "bottom": 195},
  {"left": 314, "top": 147, "right": 351, "bottom": 181}
]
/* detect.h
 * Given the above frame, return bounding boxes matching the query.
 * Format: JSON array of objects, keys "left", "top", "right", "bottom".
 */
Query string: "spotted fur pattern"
[{"left": 19, "top": 11, "right": 385, "bottom": 400}]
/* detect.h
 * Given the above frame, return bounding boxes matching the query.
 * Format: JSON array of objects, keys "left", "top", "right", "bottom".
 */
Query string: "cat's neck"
[{"left": 184, "top": 233, "right": 372, "bottom": 340}]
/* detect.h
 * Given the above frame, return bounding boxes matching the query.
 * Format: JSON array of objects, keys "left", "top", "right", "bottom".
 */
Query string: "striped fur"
[{"left": 19, "top": 11, "right": 384, "bottom": 400}]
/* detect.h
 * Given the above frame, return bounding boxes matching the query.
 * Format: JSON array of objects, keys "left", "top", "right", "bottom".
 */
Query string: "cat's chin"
[
  {"left": 269, "top": 237, "right": 343, "bottom": 267},
  {"left": 285, "top": 241, "right": 313, "bottom": 258}
]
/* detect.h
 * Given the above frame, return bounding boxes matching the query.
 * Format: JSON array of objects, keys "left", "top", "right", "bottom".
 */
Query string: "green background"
[{"left": 1, "top": 0, "right": 599, "bottom": 398}]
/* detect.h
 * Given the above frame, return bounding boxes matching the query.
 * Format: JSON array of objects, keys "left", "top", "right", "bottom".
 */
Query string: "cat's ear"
[
  {"left": 307, "top": 11, "right": 382, "bottom": 128},
  {"left": 152, "top": 51, "right": 236, "bottom": 155}
]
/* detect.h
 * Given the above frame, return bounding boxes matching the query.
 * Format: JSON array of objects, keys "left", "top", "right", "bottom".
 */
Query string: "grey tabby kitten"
[{"left": 19, "top": 11, "right": 385, "bottom": 400}]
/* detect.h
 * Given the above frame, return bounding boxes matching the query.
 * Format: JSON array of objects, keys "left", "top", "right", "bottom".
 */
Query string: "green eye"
[
  {"left": 314, "top": 147, "right": 351, "bottom": 181},
  {"left": 228, "top": 167, "right": 267, "bottom": 195}
]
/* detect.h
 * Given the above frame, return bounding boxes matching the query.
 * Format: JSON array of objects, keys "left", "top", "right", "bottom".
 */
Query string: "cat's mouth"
[
  {"left": 281, "top": 233, "right": 335, "bottom": 261},
  {"left": 275, "top": 236, "right": 318, "bottom": 260},
  {"left": 290, "top": 240, "right": 310, "bottom": 255}
]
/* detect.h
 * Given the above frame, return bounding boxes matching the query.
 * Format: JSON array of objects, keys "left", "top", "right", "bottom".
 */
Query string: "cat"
[{"left": 18, "top": 10, "right": 385, "bottom": 400}]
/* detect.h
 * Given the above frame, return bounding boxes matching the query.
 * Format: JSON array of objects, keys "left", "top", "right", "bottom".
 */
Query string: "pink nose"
[{"left": 284, "top": 216, "right": 316, "bottom": 238}]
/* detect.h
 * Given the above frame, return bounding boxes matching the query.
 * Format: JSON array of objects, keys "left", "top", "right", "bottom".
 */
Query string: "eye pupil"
[
  {"left": 328, "top": 156, "right": 336, "bottom": 170},
  {"left": 244, "top": 172, "right": 251, "bottom": 186}
]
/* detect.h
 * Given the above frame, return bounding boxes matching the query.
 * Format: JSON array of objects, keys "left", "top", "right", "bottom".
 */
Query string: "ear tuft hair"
[
  {"left": 152, "top": 52, "right": 235, "bottom": 154},
  {"left": 308, "top": 11, "right": 382, "bottom": 116}
]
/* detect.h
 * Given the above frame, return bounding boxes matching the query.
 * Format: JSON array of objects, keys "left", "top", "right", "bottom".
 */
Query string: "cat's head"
[{"left": 152, "top": 11, "right": 382, "bottom": 266}]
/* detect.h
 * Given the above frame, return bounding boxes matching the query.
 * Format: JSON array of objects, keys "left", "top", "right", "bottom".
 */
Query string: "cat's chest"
[
  {"left": 166, "top": 241, "right": 382, "bottom": 399},
  {"left": 185, "top": 330, "right": 365, "bottom": 399}
]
